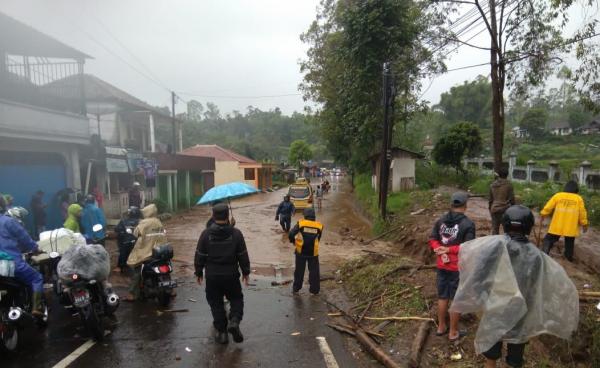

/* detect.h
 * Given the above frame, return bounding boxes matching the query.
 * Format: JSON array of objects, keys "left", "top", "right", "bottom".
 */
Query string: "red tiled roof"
[{"left": 181, "top": 145, "right": 257, "bottom": 164}]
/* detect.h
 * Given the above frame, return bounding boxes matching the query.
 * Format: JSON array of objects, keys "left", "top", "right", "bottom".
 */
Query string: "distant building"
[
  {"left": 182, "top": 145, "right": 274, "bottom": 191},
  {"left": 548, "top": 121, "right": 572, "bottom": 136},
  {"left": 370, "top": 147, "right": 425, "bottom": 192},
  {"left": 577, "top": 119, "right": 600, "bottom": 135},
  {"left": 511, "top": 126, "right": 529, "bottom": 138}
]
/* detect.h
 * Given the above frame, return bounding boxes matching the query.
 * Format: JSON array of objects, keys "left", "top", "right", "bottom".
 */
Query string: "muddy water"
[{"left": 163, "top": 177, "right": 378, "bottom": 280}]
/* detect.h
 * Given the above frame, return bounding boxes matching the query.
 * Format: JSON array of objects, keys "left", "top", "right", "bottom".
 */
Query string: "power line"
[{"left": 176, "top": 92, "right": 302, "bottom": 99}]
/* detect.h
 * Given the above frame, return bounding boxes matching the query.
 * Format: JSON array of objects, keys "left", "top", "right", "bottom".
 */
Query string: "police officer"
[
  {"left": 195, "top": 203, "right": 251, "bottom": 345},
  {"left": 275, "top": 195, "right": 295, "bottom": 233},
  {"left": 288, "top": 208, "right": 323, "bottom": 295}
]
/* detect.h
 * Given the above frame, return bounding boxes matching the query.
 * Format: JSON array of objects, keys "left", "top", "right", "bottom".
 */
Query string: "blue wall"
[{"left": 0, "top": 152, "right": 67, "bottom": 235}]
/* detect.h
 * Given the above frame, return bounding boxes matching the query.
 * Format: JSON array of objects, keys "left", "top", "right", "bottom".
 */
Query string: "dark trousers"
[
  {"left": 483, "top": 341, "right": 526, "bottom": 367},
  {"left": 205, "top": 275, "right": 244, "bottom": 332},
  {"left": 118, "top": 242, "right": 134, "bottom": 268},
  {"left": 491, "top": 211, "right": 504, "bottom": 235},
  {"left": 280, "top": 215, "right": 292, "bottom": 232},
  {"left": 293, "top": 254, "right": 320, "bottom": 294},
  {"left": 542, "top": 233, "right": 575, "bottom": 262}
]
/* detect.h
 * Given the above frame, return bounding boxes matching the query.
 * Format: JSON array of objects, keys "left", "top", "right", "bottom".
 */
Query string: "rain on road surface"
[{"left": 3, "top": 177, "right": 386, "bottom": 368}]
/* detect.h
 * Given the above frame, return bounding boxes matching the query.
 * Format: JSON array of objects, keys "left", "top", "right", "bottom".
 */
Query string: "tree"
[
  {"left": 300, "top": 0, "right": 445, "bottom": 173},
  {"left": 519, "top": 108, "right": 547, "bottom": 139},
  {"left": 436, "top": 75, "right": 492, "bottom": 129},
  {"left": 436, "top": 0, "right": 599, "bottom": 172},
  {"left": 186, "top": 100, "right": 204, "bottom": 122},
  {"left": 432, "top": 122, "right": 482, "bottom": 172},
  {"left": 288, "top": 140, "right": 313, "bottom": 168}
]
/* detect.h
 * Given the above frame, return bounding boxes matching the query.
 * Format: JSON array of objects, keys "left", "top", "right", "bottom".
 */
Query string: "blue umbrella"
[{"left": 196, "top": 182, "right": 259, "bottom": 205}]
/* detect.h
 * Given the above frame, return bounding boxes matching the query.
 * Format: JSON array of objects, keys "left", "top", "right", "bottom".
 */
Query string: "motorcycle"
[
  {"left": 139, "top": 244, "right": 177, "bottom": 307},
  {"left": 0, "top": 254, "right": 49, "bottom": 353},
  {"left": 62, "top": 273, "right": 119, "bottom": 341}
]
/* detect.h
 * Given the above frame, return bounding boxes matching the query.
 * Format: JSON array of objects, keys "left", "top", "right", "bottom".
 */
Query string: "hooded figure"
[
  {"left": 451, "top": 206, "right": 578, "bottom": 366},
  {"left": 63, "top": 204, "right": 83, "bottom": 233},
  {"left": 127, "top": 204, "right": 166, "bottom": 267},
  {"left": 81, "top": 195, "right": 107, "bottom": 244}
]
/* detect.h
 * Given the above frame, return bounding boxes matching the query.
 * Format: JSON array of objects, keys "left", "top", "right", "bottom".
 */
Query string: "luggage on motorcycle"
[
  {"left": 152, "top": 244, "right": 173, "bottom": 261},
  {"left": 57, "top": 244, "right": 110, "bottom": 283},
  {"left": 38, "top": 228, "right": 86, "bottom": 256},
  {"left": 0, "top": 251, "right": 15, "bottom": 276}
]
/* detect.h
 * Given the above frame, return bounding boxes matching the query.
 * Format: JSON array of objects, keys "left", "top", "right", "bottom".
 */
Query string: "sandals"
[
  {"left": 449, "top": 330, "right": 468, "bottom": 342},
  {"left": 435, "top": 327, "right": 449, "bottom": 336}
]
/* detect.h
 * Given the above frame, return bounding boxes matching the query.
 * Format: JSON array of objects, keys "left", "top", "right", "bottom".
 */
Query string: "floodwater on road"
[{"left": 2, "top": 177, "right": 385, "bottom": 368}]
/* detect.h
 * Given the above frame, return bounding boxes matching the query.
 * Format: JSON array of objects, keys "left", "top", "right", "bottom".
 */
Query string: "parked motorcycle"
[
  {"left": 138, "top": 244, "right": 177, "bottom": 307},
  {"left": 0, "top": 254, "right": 49, "bottom": 353},
  {"left": 62, "top": 273, "right": 119, "bottom": 341}
]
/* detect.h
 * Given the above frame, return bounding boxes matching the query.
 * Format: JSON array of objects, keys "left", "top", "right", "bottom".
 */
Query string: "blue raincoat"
[{"left": 81, "top": 203, "right": 107, "bottom": 241}]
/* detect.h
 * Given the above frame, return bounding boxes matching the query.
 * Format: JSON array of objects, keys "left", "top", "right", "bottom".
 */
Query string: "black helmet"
[
  {"left": 284, "top": 195, "right": 290, "bottom": 201},
  {"left": 128, "top": 206, "right": 142, "bottom": 219},
  {"left": 303, "top": 208, "right": 316, "bottom": 220},
  {"left": 85, "top": 194, "right": 96, "bottom": 204},
  {"left": 502, "top": 205, "right": 534, "bottom": 235}
]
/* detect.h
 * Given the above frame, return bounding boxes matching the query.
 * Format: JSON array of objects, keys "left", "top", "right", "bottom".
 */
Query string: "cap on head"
[
  {"left": 303, "top": 208, "right": 316, "bottom": 220},
  {"left": 451, "top": 192, "right": 468, "bottom": 208},
  {"left": 212, "top": 203, "right": 229, "bottom": 221},
  {"left": 133, "top": 182, "right": 141, "bottom": 187},
  {"left": 502, "top": 205, "right": 534, "bottom": 235}
]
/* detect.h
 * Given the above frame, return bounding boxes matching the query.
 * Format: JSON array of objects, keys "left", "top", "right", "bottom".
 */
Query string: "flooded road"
[{"left": 2, "top": 177, "right": 384, "bottom": 368}]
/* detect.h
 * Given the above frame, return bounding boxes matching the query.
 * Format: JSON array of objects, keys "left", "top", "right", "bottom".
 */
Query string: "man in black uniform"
[
  {"left": 289, "top": 208, "right": 323, "bottom": 295},
  {"left": 275, "top": 195, "right": 295, "bottom": 233},
  {"left": 195, "top": 203, "right": 251, "bottom": 344}
]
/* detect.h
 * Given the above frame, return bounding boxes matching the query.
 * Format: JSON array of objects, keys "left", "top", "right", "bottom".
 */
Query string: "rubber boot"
[
  {"left": 31, "top": 291, "right": 43, "bottom": 317},
  {"left": 228, "top": 318, "right": 244, "bottom": 343}
]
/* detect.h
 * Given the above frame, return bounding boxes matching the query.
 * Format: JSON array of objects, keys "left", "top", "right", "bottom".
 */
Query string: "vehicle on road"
[
  {"left": 0, "top": 254, "right": 49, "bottom": 353},
  {"left": 288, "top": 179, "right": 314, "bottom": 210},
  {"left": 138, "top": 244, "right": 177, "bottom": 307}
]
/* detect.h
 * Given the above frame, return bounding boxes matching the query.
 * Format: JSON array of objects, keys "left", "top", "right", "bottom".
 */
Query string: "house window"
[{"left": 244, "top": 168, "right": 255, "bottom": 180}]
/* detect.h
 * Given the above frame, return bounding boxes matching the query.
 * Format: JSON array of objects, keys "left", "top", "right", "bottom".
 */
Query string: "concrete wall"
[
  {"left": 391, "top": 157, "right": 416, "bottom": 192},
  {"left": 0, "top": 98, "right": 89, "bottom": 145},
  {"left": 214, "top": 161, "right": 244, "bottom": 186}
]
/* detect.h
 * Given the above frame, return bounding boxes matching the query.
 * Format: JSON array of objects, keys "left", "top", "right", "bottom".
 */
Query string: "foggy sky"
[{"left": 0, "top": 1, "right": 591, "bottom": 115}]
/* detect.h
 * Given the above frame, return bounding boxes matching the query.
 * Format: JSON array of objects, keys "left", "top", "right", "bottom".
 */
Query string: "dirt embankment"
[{"left": 329, "top": 189, "right": 599, "bottom": 368}]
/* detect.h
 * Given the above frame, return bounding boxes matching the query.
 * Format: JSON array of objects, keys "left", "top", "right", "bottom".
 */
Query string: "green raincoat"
[{"left": 63, "top": 204, "right": 82, "bottom": 233}]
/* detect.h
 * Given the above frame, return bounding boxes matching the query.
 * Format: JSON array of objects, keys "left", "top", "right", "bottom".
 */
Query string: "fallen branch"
[
  {"left": 330, "top": 321, "right": 385, "bottom": 338},
  {"left": 364, "top": 316, "right": 434, "bottom": 322},
  {"left": 409, "top": 321, "right": 431, "bottom": 368},
  {"left": 357, "top": 301, "right": 374, "bottom": 325},
  {"left": 326, "top": 322, "right": 356, "bottom": 336},
  {"left": 383, "top": 264, "right": 436, "bottom": 279},
  {"left": 350, "top": 289, "right": 390, "bottom": 311},
  {"left": 580, "top": 291, "right": 600, "bottom": 297},
  {"left": 361, "top": 249, "right": 401, "bottom": 257},
  {"left": 355, "top": 330, "right": 403, "bottom": 368},
  {"left": 361, "top": 225, "right": 405, "bottom": 245}
]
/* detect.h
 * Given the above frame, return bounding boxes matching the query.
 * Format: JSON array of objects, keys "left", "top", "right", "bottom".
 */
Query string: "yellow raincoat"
[
  {"left": 540, "top": 192, "right": 588, "bottom": 237},
  {"left": 127, "top": 204, "right": 167, "bottom": 267}
]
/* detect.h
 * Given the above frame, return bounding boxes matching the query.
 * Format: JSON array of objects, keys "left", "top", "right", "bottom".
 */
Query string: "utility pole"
[
  {"left": 171, "top": 91, "right": 177, "bottom": 153},
  {"left": 379, "top": 62, "right": 395, "bottom": 219}
]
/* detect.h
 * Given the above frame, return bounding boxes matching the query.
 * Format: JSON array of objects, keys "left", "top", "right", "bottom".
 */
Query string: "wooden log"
[
  {"left": 409, "top": 321, "right": 431, "bottom": 368},
  {"left": 355, "top": 330, "right": 403, "bottom": 368},
  {"left": 364, "top": 316, "right": 434, "bottom": 322},
  {"left": 580, "top": 291, "right": 600, "bottom": 297}
]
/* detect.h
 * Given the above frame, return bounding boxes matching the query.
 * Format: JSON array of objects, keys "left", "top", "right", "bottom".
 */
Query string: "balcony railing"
[{"left": 0, "top": 55, "right": 85, "bottom": 115}]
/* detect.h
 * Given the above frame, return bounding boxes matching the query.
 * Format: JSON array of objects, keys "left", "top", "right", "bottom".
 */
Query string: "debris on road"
[
  {"left": 188, "top": 298, "right": 197, "bottom": 302},
  {"left": 185, "top": 347, "right": 192, "bottom": 353},
  {"left": 291, "top": 332, "right": 301, "bottom": 336}
]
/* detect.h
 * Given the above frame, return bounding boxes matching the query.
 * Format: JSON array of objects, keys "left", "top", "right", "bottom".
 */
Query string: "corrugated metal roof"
[{"left": 0, "top": 12, "right": 91, "bottom": 59}]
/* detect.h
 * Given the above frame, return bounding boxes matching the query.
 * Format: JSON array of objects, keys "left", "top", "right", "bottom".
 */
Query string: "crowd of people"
[{"left": 430, "top": 170, "right": 586, "bottom": 368}]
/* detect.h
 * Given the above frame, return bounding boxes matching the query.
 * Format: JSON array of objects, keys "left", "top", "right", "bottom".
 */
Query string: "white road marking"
[
  {"left": 316, "top": 336, "right": 340, "bottom": 368},
  {"left": 51, "top": 339, "right": 96, "bottom": 368}
]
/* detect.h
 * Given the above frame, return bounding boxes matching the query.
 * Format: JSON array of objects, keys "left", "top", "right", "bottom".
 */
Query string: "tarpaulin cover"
[
  {"left": 57, "top": 244, "right": 110, "bottom": 282},
  {"left": 450, "top": 235, "right": 579, "bottom": 354},
  {"left": 38, "top": 228, "right": 86, "bottom": 255}
]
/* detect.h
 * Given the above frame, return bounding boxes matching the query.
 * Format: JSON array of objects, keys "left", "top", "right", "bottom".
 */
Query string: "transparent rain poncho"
[
  {"left": 57, "top": 243, "right": 110, "bottom": 283},
  {"left": 450, "top": 235, "right": 579, "bottom": 354}
]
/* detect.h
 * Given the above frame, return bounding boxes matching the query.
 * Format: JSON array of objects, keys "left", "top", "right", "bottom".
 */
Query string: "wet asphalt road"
[{"left": 2, "top": 177, "right": 371, "bottom": 368}]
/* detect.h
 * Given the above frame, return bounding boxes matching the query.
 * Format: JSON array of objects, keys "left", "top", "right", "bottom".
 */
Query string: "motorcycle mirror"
[
  {"left": 49, "top": 251, "right": 60, "bottom": 259},
  {"left": 92, "top": 224, "right": 103, "bottom": 232}
]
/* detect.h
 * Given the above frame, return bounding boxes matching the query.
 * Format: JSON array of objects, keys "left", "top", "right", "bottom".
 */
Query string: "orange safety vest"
[{"left": 294, "top": 219, "right": 323, "bottom": 257}]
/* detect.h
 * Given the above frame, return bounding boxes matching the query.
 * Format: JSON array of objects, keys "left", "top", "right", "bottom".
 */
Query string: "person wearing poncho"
[{"left": 450, "top": 205, "right": 578, "bottom": 368}]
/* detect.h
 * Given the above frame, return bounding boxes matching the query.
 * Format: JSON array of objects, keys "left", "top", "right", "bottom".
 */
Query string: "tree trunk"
[{"left": 489, "top": 0, "right": 504, "bottom": 173}]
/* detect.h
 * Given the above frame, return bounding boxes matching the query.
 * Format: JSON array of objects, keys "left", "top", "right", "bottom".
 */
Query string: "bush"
[{"left": 416, "top": 161, "right": 480, "bottom": 190}]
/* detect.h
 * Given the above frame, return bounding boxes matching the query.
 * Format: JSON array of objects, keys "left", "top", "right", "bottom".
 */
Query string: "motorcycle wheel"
[
  {"left": 0, "top": 324, "right": 18, "bottom": 353},
  {"left": 81, "top": 305, "right": 104, "bottom": 341},
  {"left": 157, "top": 289, "right": 172, "bottom": 308}
]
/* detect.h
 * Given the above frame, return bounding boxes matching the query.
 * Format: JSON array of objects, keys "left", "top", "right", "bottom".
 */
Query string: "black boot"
[
  {"left": 216, "top": 331, "right": 229, "bottom": 345},
  {"left": 228, "top": 318, "right": 244, "bottom": 343}
]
